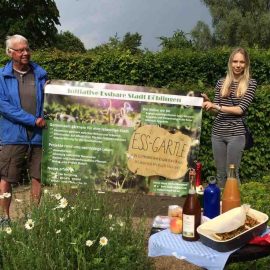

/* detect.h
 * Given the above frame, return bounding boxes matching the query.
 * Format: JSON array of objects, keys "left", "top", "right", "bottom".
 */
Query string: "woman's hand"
[
  {"left": 201, "top": 93, "right": 210, "bottom": 102},
  {"left": 202, "top": 101, "right": 215, "bottom": 111}
]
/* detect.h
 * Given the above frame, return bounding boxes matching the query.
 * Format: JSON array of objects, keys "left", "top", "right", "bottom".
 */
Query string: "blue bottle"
[{"left": 203, "top": 176, "right": 220, "bottom": 219}]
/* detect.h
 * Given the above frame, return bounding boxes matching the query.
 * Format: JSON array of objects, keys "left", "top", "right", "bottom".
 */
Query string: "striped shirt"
[{"left": 212, "top": 78, "right": 257, "bottom": 137}]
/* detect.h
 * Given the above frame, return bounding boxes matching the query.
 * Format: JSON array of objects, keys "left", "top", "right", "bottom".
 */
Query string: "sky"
[{"left": 54, "top": 0, "right": 212, "bottom": 51}]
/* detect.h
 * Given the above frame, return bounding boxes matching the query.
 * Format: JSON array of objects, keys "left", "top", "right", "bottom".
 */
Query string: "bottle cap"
[{"left": 207, "top": 176, "right": 217, "bottom": 184}]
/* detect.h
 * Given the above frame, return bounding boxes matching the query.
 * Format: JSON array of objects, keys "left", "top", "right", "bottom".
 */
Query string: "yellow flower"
[{"left": 99, "top": 236, "right": 108, "bottom": 246}]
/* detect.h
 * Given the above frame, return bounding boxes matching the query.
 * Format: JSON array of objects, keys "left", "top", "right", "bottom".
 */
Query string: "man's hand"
[
  {"left": 44, "top": 80, "right": 51, "bottom": 87},
  {"left": 35, "top": 117, "right": 46, "bottom": 128}
]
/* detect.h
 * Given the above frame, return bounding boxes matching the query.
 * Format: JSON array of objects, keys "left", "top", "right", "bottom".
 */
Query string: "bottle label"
[{"left": 182, "top": 214, "right": 195, "bottom": 237}]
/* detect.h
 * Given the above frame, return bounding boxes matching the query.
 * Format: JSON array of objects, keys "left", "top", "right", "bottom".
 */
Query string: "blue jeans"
[{"left": 211, "top": 134, "right": 245, "bottom": 188}]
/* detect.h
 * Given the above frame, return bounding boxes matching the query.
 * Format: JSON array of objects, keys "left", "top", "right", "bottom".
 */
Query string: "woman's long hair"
[{"left": 221, "top": 47, "right": 251, "bottom": 97}]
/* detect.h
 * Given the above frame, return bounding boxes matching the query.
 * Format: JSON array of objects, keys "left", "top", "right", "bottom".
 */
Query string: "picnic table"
[{"left": 148, "top": 228, "right": 270, "bottom": 270}]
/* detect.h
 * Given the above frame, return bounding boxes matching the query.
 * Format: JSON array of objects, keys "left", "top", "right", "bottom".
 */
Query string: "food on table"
[
  {"left": 168, "top": 205, "right": 182, "bottom": 218},
  {"left": 213, "top": 215, "right": 260, "bottom": 241},
  {"left": 170, "top": 217, "right": 183, "bottom": 234}
]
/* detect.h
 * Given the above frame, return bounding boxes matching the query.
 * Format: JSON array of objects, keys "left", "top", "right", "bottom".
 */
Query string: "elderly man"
[{"left": 0, "top": 34, "right": 47, "bottom": 227}]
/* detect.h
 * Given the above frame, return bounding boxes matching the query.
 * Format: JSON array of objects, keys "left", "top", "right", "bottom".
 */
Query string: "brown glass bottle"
[
  {"left": 222, "top": 164, "right": 241, "bottom": 213},
  {"left": 182, "top": 169, "right": 201, "bottom": 241}
]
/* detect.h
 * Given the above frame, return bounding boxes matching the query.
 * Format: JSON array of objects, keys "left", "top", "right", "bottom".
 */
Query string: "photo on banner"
[{"left": 42, "top": 80, "right": 203, "bottom": 196}]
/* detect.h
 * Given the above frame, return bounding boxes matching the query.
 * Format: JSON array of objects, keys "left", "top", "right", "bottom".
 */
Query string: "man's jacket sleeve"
[{"left": 0, "top": 90, "right": 36, "bottom": 127}]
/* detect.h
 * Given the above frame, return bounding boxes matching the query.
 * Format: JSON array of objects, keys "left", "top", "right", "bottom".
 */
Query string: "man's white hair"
[{"left": 5, "top": 34, "right": 29, "bottom": 55}]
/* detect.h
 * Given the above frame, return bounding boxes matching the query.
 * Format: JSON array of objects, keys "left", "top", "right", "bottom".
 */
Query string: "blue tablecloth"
[{"left": 148, "top": 229, "right": 237, "bottom": 270}]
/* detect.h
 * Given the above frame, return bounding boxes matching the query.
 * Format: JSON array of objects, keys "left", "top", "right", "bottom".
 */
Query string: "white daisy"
[
  {"left": 56, "top": 229, "right": 61, "bottom": 234},
  {"left": 99, "top": 236, "right": 108, "bottom": 246},
  {"left": 59, "top": 198, "right": 68, "bottom": 208},
  {"left": 118, "top": 221, "right": 124, "bottom": 227},
  {"left": 25, "top": 219, "right": 35, "bottom": 230},
  {"left": 5, "top": 227, "right": 12, "bottom": 234},
  {"left": 108, "top": 214, "right": 113, "bottom": 219},
  {"left": 54, "top": 193, "right": 62, "bottom": 200},
  {"left": 86, "top": 240, "right": 94, "bottom": 247}
]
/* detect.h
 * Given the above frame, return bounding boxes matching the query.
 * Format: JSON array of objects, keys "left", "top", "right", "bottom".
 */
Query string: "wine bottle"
[{"left": 182, "top": 169, "right": 201, "bottom": 241}]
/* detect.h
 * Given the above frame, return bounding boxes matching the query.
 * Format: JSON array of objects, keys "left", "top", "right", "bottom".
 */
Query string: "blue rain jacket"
[{"left": 0, "top": 60, "right": 47, "bottom": 145}]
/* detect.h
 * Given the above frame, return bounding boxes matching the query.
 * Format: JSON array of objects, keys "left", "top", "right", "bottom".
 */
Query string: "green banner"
[{"left": 42, "top": 80, "right": 203, "bottom": 196}]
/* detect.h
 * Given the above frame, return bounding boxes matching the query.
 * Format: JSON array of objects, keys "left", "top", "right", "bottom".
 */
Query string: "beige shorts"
[{"left": 0, "top": 145, "right": 42, "bottom": 183}]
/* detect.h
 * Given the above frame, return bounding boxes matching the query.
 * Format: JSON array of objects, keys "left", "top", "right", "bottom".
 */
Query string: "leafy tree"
[
  {"left": 201, "top": 0, "right": 270, "bottom": 48},
  {"left": 89, "top": 32, "right": 142, "bottom": 54},
  {"left": 107, "top": 33, "right": 121, "bottom": 49},
  {"left": 121, "top": 32, "right": 142, "bottom": 54},
  {"left": 190, "top": 21, "right": 213, "bottom": 50},
  {"left": 0, "top": 0, "right": 60, "bottom": 49},
  {"left": 54, "top": 31, "right": 86, "bottom": 53},
  {"left": 158, "top": 30, "right": 193, "bottom": 50}
]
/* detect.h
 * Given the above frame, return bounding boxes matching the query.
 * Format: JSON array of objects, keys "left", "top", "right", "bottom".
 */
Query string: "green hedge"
[
  {"left": 1, "top": 48, "right": 270, "bottom": 86},
  {"left": 0, "top": 48, "right": 269, "bottom": 182}
]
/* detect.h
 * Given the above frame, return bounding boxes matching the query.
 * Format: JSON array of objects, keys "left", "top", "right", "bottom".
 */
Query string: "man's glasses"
[{"left": 9, "top": 47, "right": 31, "bottom": 54}]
